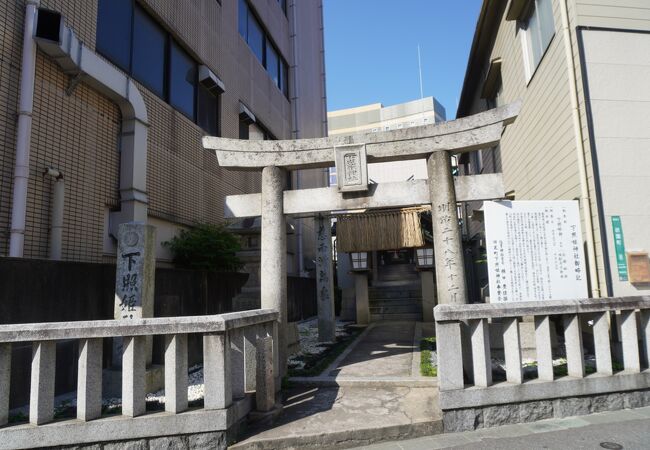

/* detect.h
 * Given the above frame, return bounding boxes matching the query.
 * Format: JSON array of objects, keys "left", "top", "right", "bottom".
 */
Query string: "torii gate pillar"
[
  {"left": 261, "top": 166, "right": 287, "bottom": 379},
  {"left": 428, "top": 151, "right": 468, "bottom": 305}
]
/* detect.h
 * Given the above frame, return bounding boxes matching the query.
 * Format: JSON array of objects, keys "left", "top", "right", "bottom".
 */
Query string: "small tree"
[{"left": 164, "top": 223, "right": 244, "bottom": 272}]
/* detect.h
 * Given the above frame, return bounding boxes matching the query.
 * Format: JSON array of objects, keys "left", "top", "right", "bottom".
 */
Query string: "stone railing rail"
[
  {"left": 434, "top": 296, "right": 650, "bottom": 412},
  {"left": 0, "top": 309, "right": 278, "bottom": 449}
]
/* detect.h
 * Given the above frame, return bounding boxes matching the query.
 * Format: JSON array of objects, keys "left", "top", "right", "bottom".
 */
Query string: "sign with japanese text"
[
  {"left": 611, "top": 216, "right": 628, "bottom": 281},
  {"left": 485, "top": 201, "right": 588, "bottom": 303}
]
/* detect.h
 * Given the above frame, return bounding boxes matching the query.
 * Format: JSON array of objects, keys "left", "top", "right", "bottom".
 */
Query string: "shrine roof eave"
[{"left": 203, "top": 100, "right": 521, "bottom": 171}]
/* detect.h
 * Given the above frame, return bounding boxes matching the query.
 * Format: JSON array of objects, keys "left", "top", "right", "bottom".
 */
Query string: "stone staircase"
[{"left": 369, "top": 285, "right": 423, "bottom": 321}]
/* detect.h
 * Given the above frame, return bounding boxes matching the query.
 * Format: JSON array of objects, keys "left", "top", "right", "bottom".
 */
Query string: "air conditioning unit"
[{"left": 198, "top": 65, "right": 225, "bottom": 95}]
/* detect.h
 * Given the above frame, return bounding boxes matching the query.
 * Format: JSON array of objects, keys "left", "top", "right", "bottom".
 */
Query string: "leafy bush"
[{"left": 164, "top": 223, "right": 244, "bottom": 272}]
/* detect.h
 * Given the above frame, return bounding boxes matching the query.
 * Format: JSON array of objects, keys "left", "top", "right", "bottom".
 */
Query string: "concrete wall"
[
  {"left": 457, "top": 0, "right": 607, "bottom": 296},
  {"left": 0, "top": 0, "right": 327, "bottom": 265},
  {"left": 580, "top": 29, "right": 650, "bottom": 296},
  {"left": 575, "top": 0, "right": 650, "bottom": 31}
]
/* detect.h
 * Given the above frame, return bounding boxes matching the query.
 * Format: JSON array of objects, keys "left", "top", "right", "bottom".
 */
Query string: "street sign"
[{"left": 611, "top": 216, "right": 628, "bottom": 281}]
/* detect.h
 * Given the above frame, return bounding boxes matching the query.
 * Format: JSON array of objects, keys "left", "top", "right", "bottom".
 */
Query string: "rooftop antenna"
[{"left": 417, "top": 44, "right": 424, "bottom": 99}]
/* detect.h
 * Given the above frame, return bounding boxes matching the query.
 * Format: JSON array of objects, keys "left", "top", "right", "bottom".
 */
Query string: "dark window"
[
  {"left": 247, "top": 13, "right": 264, "bottom": 63},
  {"left": 277, "top": 0, "right": 287, "bottom": 15},
  {"left": 266, "top": 42, "right": 279, "bottom": 86},
  {"left": 96, "top": 0, "right": 132, "bottom": 72},
  {"left": 169, "top": 41, "right": 197, "bottom": 120},
  {"left": 132, "top": 5, "right": 166, "bottom": 97},
  {"left": 238, "top": 0, "right": 248, "bottom": 38},
  {"left": 97, "top": 1, "right": 222, "bottom": 133},
  {"left": 280, "top": 60, "right": 289, "bottom": 97},
  {"left": 239, "top": 0, "right": 289, "bottom": 98},
  {"left": 198, "top": 85, "right": 219, "bottom": 136}
]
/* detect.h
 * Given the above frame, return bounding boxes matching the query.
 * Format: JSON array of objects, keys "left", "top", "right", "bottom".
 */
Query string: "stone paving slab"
[
  {"left": 230, "top": 386, "right": 441, "bottom": 450},
  {"left": 355, "top": 406, "right": 650, "bottom": 450},
  {"left": 329, "top": 322, "right": 417, "bottom": 378}
]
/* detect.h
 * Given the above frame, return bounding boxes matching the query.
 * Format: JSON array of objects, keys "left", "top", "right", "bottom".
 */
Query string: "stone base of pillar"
[{"left": 340, "top": 287, "right": 356, "bottom": 321}]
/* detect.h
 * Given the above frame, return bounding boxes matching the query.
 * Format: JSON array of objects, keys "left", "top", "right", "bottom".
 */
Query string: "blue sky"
[{"left": 323, "top": 0, "right": 483, "bottom": 119}]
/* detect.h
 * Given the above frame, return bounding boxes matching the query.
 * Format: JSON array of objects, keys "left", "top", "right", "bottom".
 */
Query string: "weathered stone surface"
[
  {"left": 225, "top": 174, "right": 506, "bottom": 218},
  {"left": 442, "top": 408, "right": 483, "bottom": 432},
  {"left": 77, "top": 338, "right": 103, "bottom": 421},
  {"left": 354, "top": 273, "right": 369, "bottom": 325},
  {"left": 437, "top": 321, "right": 464, "bottom": 391},
  {"left": 256, "top": 336, "right": 275, "bottom": 412},
  {"left": 30, "top": 340, "right": 56, "bottom": 425},
  {"left": 103, "top": 440, "right": 147, "bottom": 450},
  {"left": 149, "top": 436, "right": 187, "bottom": 450},
  {"left": 315, "top": 215, "right": 335, "bottom": 342},
  {"left": 204, "top": 101, "right": 521, "bottom": 170},
  {"left": 165, "top": 334, "right": 188, "bottom": 413},
  {"left": 434, "top": 296, "right": 650, "bottom": 322},
  {"left": 204, "top": 333, "right": 232, "bottom": 410},
  {"left": 187, "top": 432, "right": 226, "bottom": 449},
  {"left": 483, "top": 404, "right": 520, "bottom": 427},
  {"left": 428, "top": 151, "right": 467, "bottom": 305},
  {"left": 260, "top": 166, "right": 287, "bottom": 377},
  {"left": 554, "top": 397, "right": 591, "bottom": 418},
  {"left": 0, "top": 343, "right": 10, "bottom": 426},
  {"left": 590, "top": 393, "right": 623, "bottom": 413},
  {"left": 623, "top": 390, "right": 650, "bottom": 409},
  {"left": 519, "top": 400, "right": 553, "bottom": 423},
  {"left": 0, "top": 309, "right": 278, "bottom": 343}
]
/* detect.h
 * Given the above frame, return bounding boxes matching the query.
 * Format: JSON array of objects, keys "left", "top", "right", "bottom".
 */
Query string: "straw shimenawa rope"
[{"left": 336, "top": 207, "right": 429, "bottom": 252}]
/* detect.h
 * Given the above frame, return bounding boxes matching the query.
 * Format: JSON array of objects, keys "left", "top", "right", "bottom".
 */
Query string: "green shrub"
[{"left": 164, "top": 223, "right": 244, "bottom": 272}]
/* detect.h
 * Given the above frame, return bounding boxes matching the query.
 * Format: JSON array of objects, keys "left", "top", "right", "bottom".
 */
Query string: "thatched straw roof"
[{"left": 336, "top": 207, "right": 429, "bottom": 252}]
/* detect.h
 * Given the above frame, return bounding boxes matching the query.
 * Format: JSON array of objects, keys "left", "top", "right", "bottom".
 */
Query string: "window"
[
  {"left": 198, "top": 85, "right": 219, "bottom": 136},
  {"left": 277, "top": 0, "right": 287, "bottom": 15},
  {"left": 97, "top": 0, "right": 221, "bottom": 134},
  {"left": 239, "top": 0, "right": 290, "bottom": 97},
  {"left": 169, "top": 41, "right": 197, "bottom": 120},
  {"left": 266, "top": 42, "right": 279, "bottom": 86},
  {"left": 96, "top": 0, "right": 132, "bottom": 71},
  {"left": 520, "top": 0, "right": 555, "bottom": 81},
  {"left": 132, "top": 6, "right": 166, "bottom": 97}
]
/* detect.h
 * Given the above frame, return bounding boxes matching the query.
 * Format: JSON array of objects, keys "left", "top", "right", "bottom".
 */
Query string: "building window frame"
[
  {"left": 96, "top": 0, "right": 221, "bottom": 135},
  {"left": 519, "top": 0, "right": 556, "bottom": 83},
  {"left": 238, "top": 0, "right": 290, "bottom": 98}
]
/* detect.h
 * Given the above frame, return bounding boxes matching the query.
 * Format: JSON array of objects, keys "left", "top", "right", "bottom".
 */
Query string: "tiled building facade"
[{"left": 0, "top": 0, "right": 327, "bottom": 266}]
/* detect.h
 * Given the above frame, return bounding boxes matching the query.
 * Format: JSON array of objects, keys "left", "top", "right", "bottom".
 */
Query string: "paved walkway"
[
  {"left": 231, "top": 321, "right": 441, "bottom": 449},
  {"left": 330, "top": 322, "right": 417, "bottom": 378},
  {"left": 355, "top": 406, "right": 650, "bottom": 450}
]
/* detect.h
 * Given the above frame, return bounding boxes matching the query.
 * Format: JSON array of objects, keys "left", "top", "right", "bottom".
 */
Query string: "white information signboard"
[{"left": 484, "top": 201, "right": 588, "bottom": 303}]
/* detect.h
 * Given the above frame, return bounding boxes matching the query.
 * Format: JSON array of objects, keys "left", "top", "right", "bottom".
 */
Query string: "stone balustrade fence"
[
  {"left": 0, "top": 309, "right": 278, "bottom": 449},
  {"left": 434, "top": 296, "right": 650, "bottom": 431}
]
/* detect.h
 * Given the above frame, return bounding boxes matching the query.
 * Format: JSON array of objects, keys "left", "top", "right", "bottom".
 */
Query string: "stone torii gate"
[{"left": 203, "top": 101, "right": 520, "bottom": 374}]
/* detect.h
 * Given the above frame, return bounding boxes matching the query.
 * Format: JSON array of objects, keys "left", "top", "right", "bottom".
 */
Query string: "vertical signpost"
[{"left": 611, "top": 216, "right": 628, "bottom": 282}]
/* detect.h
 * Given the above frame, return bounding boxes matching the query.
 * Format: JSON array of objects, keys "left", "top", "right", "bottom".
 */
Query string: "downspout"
[
  {"left": 9, "top": 0, "right": 40, "bottom": 257},
  {"left": 33, "top": 12, "right": 149, "bottom": 236},
  {"left": 44, "top": 167, "right": 64, "bottom": 260},
  {"left": 289, "top": 0, "right": 304, "bottom": 275},
  {"left": 559, "top": 0, "right": 601, "bottom": 297}
]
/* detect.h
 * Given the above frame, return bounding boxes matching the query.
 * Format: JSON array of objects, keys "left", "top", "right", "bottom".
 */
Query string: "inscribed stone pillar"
[
  {"left": 316, "top": 215, "right": 336, "bottom": 342},
  {"left": 419, "top": 270, "right": 436, "bottom": 322},
  {"left": 261, "top": 166, "right": 288, "bottom": 377},
  {"left": 354, "top": 273, "right": 369, "bottom": 325},
  {"left": 113, "top": 222, "right": 156, "bottom": 366},
  {"left": 427, "top": 151, "right": 468, "bottom": 305}
]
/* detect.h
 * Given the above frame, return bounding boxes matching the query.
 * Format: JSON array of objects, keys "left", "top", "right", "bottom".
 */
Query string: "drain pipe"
[
  {"left": 559, "top": 0, "right": 601, "bottom": 297},
  {"left": 289, "top": 0, "right": 305, "bottom": 275},
  {"left": 44, "top": 168, "right": 64, "bottom": 260},
  {"left": 33, "top": 10, "right": 149, "bottom": 235},
  {"left": 9, "top": 0, "right": 40, "bottom": 257}
]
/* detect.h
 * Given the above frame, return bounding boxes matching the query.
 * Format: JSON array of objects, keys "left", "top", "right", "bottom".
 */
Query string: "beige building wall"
[
  {"left": 328, "top": 97, "right": 445, "bottom": 184},
  {"left": 0, "top": 0, "right": 327, "bottom": 266},
  {"left": 580, "top": 29, "right": 650, "bottom": 296},
  {"left": 457, "top": 0, "right": 607, "bottom": 296},
  {"left": 575, "top": 0, "right": 650, "bottom": 30}
]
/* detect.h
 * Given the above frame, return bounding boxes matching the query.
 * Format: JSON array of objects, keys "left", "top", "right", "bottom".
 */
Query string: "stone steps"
[
  {"left": 230, "top": 419, "right": 443, "bottom": 450},
  {"left": 370, "top": 313, "right": 422, "bottom": 321},
  {"left": 369, "top": 304, "right": 421, "bottom": 315},
  {"left": 368, "top": 289, "right": 421, "bottom": 299}
]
